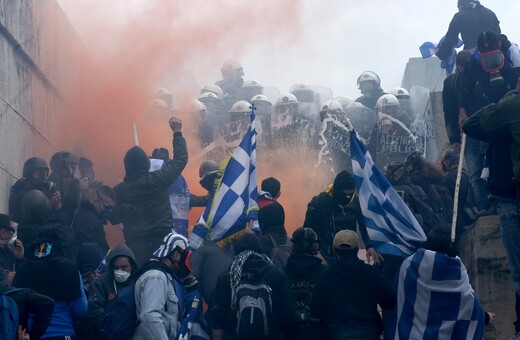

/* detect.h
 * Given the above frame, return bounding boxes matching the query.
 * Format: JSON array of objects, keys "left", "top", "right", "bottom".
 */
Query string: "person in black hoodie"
[
  {"left": 211, "top": 233, "right": 296, "bottom": 340},
  {"left": 13, "top": 228, "right": 88, "bottom": 339},
  {"left": 111, "top": 116, "right": 187, "bottom": 265},
  {"left": 303, "top": 170, "right": 381, "bottom": 265},
  {"left": 87, "top": 243, "right": 138, "bottom": 337},
  {"left": 310, "top": 230, "right": 395, "bottom": 340},
  {"left": 284, "top": 227, "right": 326, "bottom": 340},
  {"left": 258, "top": 202, "right": 290, "bottom": 266}
]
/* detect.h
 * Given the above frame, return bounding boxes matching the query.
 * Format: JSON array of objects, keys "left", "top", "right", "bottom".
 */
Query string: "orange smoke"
[{"left": 54, "top": 0, "right": 337, "bottom": 243}]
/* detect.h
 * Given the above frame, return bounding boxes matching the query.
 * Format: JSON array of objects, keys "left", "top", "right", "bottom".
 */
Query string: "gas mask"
[
  {"left": 113, "top": 269, "right": 131, "bottom": 283},
  {"left": 480, "top": 50, "right": 505, "bottom": 86}
]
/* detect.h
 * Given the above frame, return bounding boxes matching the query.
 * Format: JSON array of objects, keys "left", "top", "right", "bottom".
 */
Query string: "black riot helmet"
[
  {"left": 22, "top": 190, "right": 51, "bottom": 222},
  {"left": 22, "top": 157, "right": 49, "bottom": 179},
  {"left": 291, "top": 227, "right": 319, "bottom": 254}
]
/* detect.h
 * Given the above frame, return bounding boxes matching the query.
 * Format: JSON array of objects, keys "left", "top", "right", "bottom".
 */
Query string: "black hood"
[
  {"left": 333, "top": 170, "right": 356, "bottom": 204},
  {"left": 124, "top": 146, "right": 150, "bottom": 181},
  {"left": 107, "top": 243, "right": 138, "bottom": 272}
]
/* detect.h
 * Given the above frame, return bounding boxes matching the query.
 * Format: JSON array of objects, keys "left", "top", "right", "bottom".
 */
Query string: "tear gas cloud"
[{"left": 55, "top": 0, "right": 519, "bottom": 243}]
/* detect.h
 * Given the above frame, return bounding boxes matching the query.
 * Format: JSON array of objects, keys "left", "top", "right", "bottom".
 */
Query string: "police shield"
[{"left": 409, "top": 86, "right": 439, "bottom": 162}]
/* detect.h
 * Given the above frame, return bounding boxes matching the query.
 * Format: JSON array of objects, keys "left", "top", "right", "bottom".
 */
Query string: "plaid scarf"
[{"left": 230, "top": 250, "right": 272, "bottom": 307}]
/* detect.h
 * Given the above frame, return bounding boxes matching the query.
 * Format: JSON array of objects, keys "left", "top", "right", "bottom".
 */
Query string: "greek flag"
[
  {"left": 201, "top": 105, "right": 258, "bottom": 242},
  {"left": 349, "top": 131, "right": 426, "bottom": 256},
  {"left": 420, "top": 36, "right": 463, "bottom": 75},
  {"left": 393, "top": 249, "right": 485, "bottom": 339}
]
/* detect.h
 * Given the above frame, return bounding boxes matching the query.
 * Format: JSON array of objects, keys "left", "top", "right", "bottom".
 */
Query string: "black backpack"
[
  {"left": 99, "top": 283, "right": 137, "bottom": 340},
  {"left": 234, "top": 274, "right": 273, "bottom": 337}
]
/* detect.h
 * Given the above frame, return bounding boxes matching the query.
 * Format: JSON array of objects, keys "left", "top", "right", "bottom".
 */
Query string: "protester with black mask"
[
  {"left": 190, "top": 160, "right": 219, "bottom": 208},
  {"left": 303, "top": 170, "right": 381, "bottom": 265}
]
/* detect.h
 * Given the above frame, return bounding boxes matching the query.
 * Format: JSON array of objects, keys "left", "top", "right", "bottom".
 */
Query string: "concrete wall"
[
  {"left": 0, "top": 1, "right": 78, "bottom": 213},
  {"left": 459, "top": 216, "right": 516, "bottom": 340}
]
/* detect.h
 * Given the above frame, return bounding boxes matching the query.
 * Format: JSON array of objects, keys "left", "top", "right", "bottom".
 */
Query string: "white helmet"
[
  {"left": 320, "top": 100, "right": 343, "bottom": 114},
  {"left": 151, "top": 99, "right": 168, "bottom": 109},
  {"left": 242, "top": 79, "right": 262, "bottom": 88},
  {"left": 356, "top": 71, "right": 381, "bottom": 88},
  {"left": 229, "top": 100, "right": 251, "bottom": 114},
  {"left": 193, "top": 100, "right": 206, "bottom": 112},
  {"left": 198, "top": 91, "right": 220, "bottom": 103},
  {"left": 153, "top": 232, "right": 189, "bottom": 258},
  {"left": 290, "top": 84, "right": 315, "bottom": 103},
  {"left": 200, "top": 84, "right": 224, "bottom": 101},
  {"left": 376, "top": 94, "right": 400, "bottom": 113},
  {"left": 221, "top": 59, "right": 243, "bottom": 71},
  {"left": 250, "top": 94, "right": 271, "bottom": 104},
  {"left": 388, "top": 87, "right": 410, "bottom": 100},
  {"left": 275, "top": 93, "right": 298, "bottom": 106}
]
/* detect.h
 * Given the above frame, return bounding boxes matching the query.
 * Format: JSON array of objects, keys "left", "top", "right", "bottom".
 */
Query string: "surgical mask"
[
  {"left": 480, "top": 50, "right": 505, "bottom": 86},
  {"left": 113, "top": 269, "right": 130, "bottom": 283}
]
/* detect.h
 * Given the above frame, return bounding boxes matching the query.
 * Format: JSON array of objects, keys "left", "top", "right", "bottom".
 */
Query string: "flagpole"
[
  {"left": 451, "top": 133, "right": 467, "bottom": 242},
  {"left": 132, "top": 123, "right": 139, "bottom": 146}
]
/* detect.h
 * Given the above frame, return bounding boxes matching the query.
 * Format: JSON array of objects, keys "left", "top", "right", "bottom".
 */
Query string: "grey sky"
[{"left": 58, "top": 0, "right": 519, "bottom": 100}]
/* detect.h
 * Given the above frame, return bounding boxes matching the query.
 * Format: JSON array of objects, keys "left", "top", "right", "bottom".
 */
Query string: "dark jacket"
[
  {"left": 284, "top": 253, "right": 326, "bottom": 340},
  {"left": 73, "top": 200, "right": 110, "bottom": 253},
  {"left": 112, "top": 132, "right": 188, "bottom": 240},
  {"left": 188, "top": 241, "right": 232, "bottom": 305},
  {"left": 355, "top": 88, "right": 386, "bottom": 111},
  {"left": 463, "top": 104, "right": 516, "bottom": 200},
  {"left": 479, "top": 91, "right": 520, "bottom": 184},
  {"left": 211, "top": 255, "right": 296, "bottom": 340},
  {"left": 0, "top": 284, "right": 54, "bottom": 340},
  {"left": 310, "top": 255, "right": 395, "bottom": 339},
  {"left": 303, "top": 192, "right": 372, "bottom": 265},
  {"left": 259, "top": 225, "right": 289, "bottom": 258},
  {"left": 436, "top": 2, "right": 500, "bottom": 60},
  {"left": 87, "top": 243, "right": 138, "bottom": 336},
  {"left": 443, "top": 73, "right": 463, "bottom": 145}
]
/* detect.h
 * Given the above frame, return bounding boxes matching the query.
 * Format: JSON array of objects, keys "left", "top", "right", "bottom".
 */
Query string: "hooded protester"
[
  {"left": 0, "top": 266, "right": 55, "bottom": 340},
  {"left": 311, "top": 230, "right": 395, "bottom": 339},
  {"left": 9, "top": 157, "right": 60, "bottom": 223},
  {"left": 303, "top": 170, "right": 381, "bottom": 265},
  {"left": 284, "top": 227, "right": 326, "bottom": 340},
  {"left": 87, "top": 243, "right": 138, "bottom": 337},
  {"left": 258, "top": 177, "right": 281, "bottom": 208},
  {"left": 258, "top": 202, "right": 291, "bottom": 268},
  {"left": 436, "top": 0, "right": 501, "bottom": 60},
  {"left": 111, "top": 116, "right": 187, "bottom": 265},
  {"left": 211, "top": 233, "right": 296, "bottom": 340},
  {"left": 13, "top": 228, "right": 88, "bottom": 339}
]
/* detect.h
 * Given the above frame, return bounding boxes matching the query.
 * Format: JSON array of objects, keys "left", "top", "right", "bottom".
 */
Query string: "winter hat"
[
  {"left": 234, "top": 233, "right": 263, "bottom": 255},
  {"left": 76, "top": 243, "right": 104, "bottom": 275},
  {"left": 333, "top": 171, "right": 355, "bottom": 191},
  {"left": 258, "top": 202, "right": 285, "bottom": 231},
  {"left": 124, "top": 146, "right": 151, "bottom": 180}
]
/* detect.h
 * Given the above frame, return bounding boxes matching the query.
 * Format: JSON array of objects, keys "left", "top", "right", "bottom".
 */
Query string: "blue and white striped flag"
[
  {"left": 349, "top": 130, "right": 426, "bottom": 257},
  {"left": 393, "top": 248, "right": 485, "bottom": 339},
  {"left": 201, "top": 105, "right": 258, "bottom": 242},
  {"left": 419, "top": 36, "right": 464, "bottom": 75}
]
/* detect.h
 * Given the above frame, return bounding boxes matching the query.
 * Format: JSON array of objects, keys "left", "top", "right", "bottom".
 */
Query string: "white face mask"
[
  {"left": 0, "top": 234, "right": 17, "bottom": 249},
  {"left": 113, "top": 269, "right": 130, "bottom": 283}
]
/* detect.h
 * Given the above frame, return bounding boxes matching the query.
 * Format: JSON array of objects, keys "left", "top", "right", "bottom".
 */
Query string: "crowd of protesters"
[{"left": 3, "top": 0, "right": 520, "bottom": 338}]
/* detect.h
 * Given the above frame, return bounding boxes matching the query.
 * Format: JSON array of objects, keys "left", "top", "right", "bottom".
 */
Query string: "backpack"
[
  {"left": 268, "top": 234, "right": 292, "bottom": 269},
  {"left": 0, "top": 289, "right": 21, "bottom": 340},
  {"left": 234, "top": 277, "right": 273, "bottom": 337},
  {"left": 99, "top": 283, "right": 137, "bottom": 340}
]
